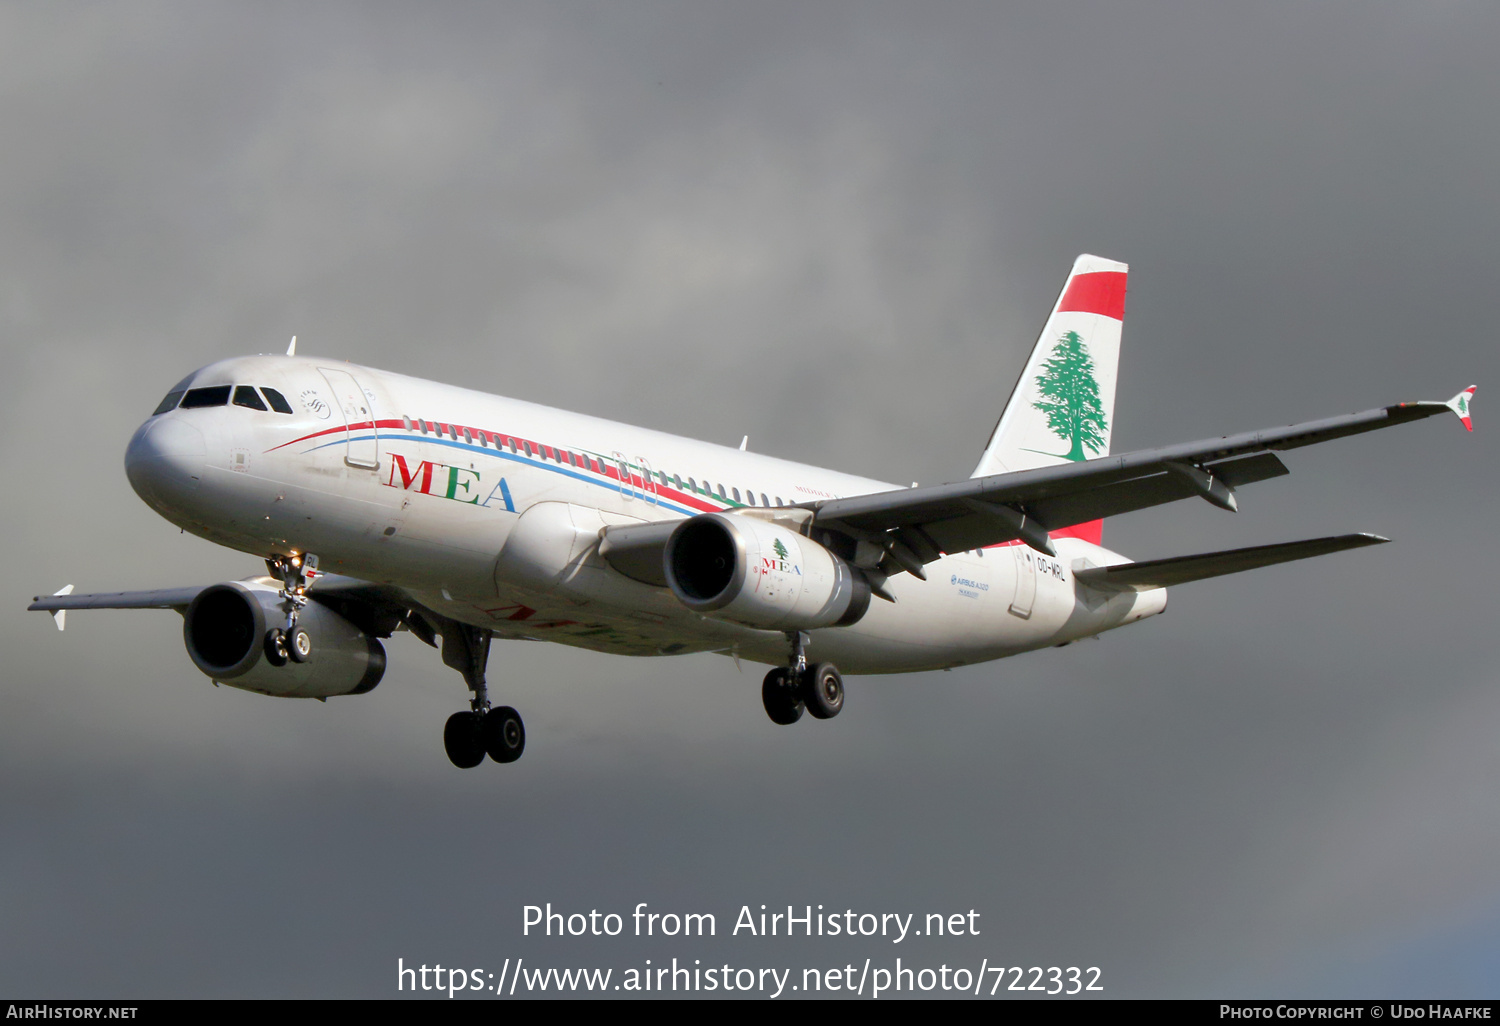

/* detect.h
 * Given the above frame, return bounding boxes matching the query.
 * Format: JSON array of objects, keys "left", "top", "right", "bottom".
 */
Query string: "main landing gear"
[
  {"left": 440, "top": 623, "right": 526, "bottom": 768},
  {"left": 761, "top": 630, "right": 845, "bottom": 725},
  {"left": 263, "top": 553, "right": 318, "bottom": 667}
]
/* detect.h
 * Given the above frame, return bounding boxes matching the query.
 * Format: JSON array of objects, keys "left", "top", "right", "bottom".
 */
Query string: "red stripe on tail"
[
  {"left": 1057, "top": 271, "right": 1127, "bottom": 321},
  {"left": 1052, "top": 520, "right": 1102, "bottom": 546}
]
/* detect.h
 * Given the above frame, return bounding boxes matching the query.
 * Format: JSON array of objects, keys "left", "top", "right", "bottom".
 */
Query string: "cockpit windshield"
[
  {"left": 232, "top": 385, "right": 267, "bottom": 411},
  {"left": 179, "top": 386, "right": 232, "bottom": 409},
  {"left": 152, "top": 391, "right": 186, "bottom": 416},
  {"left": 152, "top": 384, "right": 297, "bottom": 416}
]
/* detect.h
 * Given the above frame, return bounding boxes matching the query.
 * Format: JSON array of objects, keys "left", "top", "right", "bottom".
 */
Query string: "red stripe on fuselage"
[
  {"left": 1056, "top": 272, "right": 1126, "bottom": 321},
  {"left": 271, "top": 416, "right": 732, "bottom": 514}
]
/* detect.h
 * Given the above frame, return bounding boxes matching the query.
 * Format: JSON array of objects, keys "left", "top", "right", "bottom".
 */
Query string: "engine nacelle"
[
  {"left": 664, "top": 513, "right": 871, "bottom": 630},
  {"left": 183, "top": 580, "right": 386, "bottom": 698}
]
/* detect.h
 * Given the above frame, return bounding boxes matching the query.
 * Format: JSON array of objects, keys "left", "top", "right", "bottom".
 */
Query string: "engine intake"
[
  {"left": 183, "top": 580, "right": 386, "bottom": 698},
  {"left": 664, "top": 513, "right": 870, "bottom": 630}
]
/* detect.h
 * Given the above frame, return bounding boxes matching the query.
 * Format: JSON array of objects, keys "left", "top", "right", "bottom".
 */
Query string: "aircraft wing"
[
  {"left": 803, "top": 391, "right": 1472, "bottom": 578},
  {"left": 26, "top": 573, "right": 439, "bottom": 640},
  {"left": 28, "top": 587, "right": 206, "bottom": 615}
]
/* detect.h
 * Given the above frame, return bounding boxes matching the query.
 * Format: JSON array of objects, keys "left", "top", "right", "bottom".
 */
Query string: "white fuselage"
[{"left": 125, "top": 354, "right": 1165, "bottom": 674}]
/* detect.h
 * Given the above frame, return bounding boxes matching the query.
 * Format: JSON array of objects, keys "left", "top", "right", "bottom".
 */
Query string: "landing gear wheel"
[
  {"left": 483, "top": 706, "right": 526, "bottom": 763},
  {"left": 443, "top": 711, "right": 486, "bottom": 769},
  {"left": 801, "top": 662, "right": 844, "bottom": 719},
  {"left": 762, "top": 668, "right": 804, "bottom": 725},
  {"left": 263, "top": 628, "right": 288, "bottom": 667},
  {"left": 286, "top": 628, "right": 313, "bottom": 663}
]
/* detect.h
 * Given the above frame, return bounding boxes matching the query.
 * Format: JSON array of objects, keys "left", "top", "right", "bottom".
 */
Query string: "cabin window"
[
  {"left": 448, "top": 424, "right": 458, "bottom": 440},
  {"left": 717, "top": 484, "right": 727, "bottom": 499},
  {"left": 673, "top": 474, "right": 683, "bottom": 490},
  {"left": 775, "top": 496, "right": 784, "bottom": 506},
  {"left": 687, "top": 477, "right": 697, "bottom": 492},
  {"left": 401, "top": 415, "right": 413, "bottom": 430},
  {"left": 507, "top": 438, "right": 517, "bottom": 453},
  {"left": 731, "top": 487, "right": 741, "bottom": 502},
  {"left": 761, "top": 493, "right": 770, "bottom": 507},
  {"left": 152, "top": 391, "right": 185, "bottom": 416},
  {"left": 523, "top": 441, "right": 533, "bottom": 458},
  {"left": 180, "top": 385, "right": 232, "bottom": 408},
  {"left": 463, "top": 428, "right": 473, "bottom": 444}
]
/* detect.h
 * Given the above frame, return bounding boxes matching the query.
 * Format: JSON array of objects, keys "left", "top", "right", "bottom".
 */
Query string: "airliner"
[{"left": 29, "top": 255, "right": 1475, "bottom": 768}]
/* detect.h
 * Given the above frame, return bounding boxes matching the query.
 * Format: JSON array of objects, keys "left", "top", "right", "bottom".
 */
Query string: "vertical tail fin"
[
  {"left": 973, "top": 254, "right": 1127, "bottom": 476},
  {"left": 971, "top": 254, "right": 1127, "bottom": 546}
]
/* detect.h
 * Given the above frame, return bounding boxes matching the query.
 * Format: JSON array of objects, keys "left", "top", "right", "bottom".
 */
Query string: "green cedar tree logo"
[
  {"left": 1031, "top": 330, "right": 1109, "bottom": 461},
  {"left": 772, "top": 538, "right": 790, "bottom": 564}
]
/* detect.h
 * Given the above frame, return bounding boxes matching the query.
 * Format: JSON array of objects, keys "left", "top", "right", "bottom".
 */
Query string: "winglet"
[
  {"left": 51, "top": 584, "right": 74, "bottom": 631},
  {"left": 286, "top": 336, "right": 297, "bottom": 356},
  {"left": 1445, "top": 386, "right": 1476, "bottom": 431}
]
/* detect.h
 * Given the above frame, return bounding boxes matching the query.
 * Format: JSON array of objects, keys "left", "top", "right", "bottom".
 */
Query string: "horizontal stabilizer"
[{"left": 1074, "top": 533, "right": 1388, "bottom": 593}]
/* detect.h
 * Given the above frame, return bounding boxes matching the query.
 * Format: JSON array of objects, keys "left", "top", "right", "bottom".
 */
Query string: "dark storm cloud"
[{"left": 3, "top": 1, "right": 1499, "bottom": 997}]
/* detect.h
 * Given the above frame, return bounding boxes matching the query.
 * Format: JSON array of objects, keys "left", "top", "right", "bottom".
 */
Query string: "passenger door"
[{"left": 319, "top": 368, "right": 379, "bottom": 470}]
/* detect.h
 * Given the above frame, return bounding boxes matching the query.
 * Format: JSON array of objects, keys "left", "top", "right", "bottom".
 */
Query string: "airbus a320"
[{"left": 30, "top": 256, "right": 1475, "bottom": 767}]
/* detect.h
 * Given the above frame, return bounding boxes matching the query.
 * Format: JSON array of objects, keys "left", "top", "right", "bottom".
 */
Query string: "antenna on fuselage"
[
  {"left": 739, "top": 436, "right": 748, "bottom": 451},
  {"left": 286, "top": 336, "right": 297, "bottom": 356}
]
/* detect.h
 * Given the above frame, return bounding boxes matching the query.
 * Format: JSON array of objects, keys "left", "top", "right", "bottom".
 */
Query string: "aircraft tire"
[
  {"left": 801, "top": 662, "right": 844, "bottom": 720},
  {"left": 484, "top": 706, "right": 526, "bottom": 764},
  {"left": 286, "top": 628, "right": 313, "bottom": 663},
  {"left": 762, "top": 668, "right": 804, "bottom": 725},
  {"left": 263, "top": 629, "right": 288, "bottom": 667},
  {"left": 443, "top": 711, "right": 486, "bottom": 769}
]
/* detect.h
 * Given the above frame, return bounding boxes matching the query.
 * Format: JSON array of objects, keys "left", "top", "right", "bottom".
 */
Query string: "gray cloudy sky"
[{"left": 4, "top": 1, "right": 1500, "bottom": 998}]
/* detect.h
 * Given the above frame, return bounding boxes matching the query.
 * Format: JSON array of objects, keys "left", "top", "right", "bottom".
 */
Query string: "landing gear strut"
[
  {"left": 761, "top": 631, "right": 844, "bottom": 725},
  {"left": 440, "top": 623, "right": 526, "bottom": 768},
  {"left": 264, "top": 553, "right": 318, "bottom": 666}
]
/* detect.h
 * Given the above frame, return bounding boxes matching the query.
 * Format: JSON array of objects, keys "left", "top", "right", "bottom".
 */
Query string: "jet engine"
[
  {"left": 183, "top": 580, "right": 386, "bottom": 698},
  {"left": 664, "top": 513, "right": 871, "bottom": 630}
]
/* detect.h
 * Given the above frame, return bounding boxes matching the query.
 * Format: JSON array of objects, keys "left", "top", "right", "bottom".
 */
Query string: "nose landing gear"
[
  {"left": 264, "top": 553, "right": 318, "bottom": 664},
  {"left": 440, "top": 623, "right": 527, "bottom": 768},
  {"left": 761, "top": 631, "right": 845, "bottom": 725}
]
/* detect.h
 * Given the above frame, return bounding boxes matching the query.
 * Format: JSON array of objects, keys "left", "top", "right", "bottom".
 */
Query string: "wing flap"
[{"left": 1074, "top": 533, "right": 1388, "bottom": 592}]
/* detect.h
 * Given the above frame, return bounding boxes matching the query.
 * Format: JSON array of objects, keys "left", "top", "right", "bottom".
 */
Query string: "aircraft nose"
[{"left": 125, "top": 416, "right": 206, "bottom": 507}]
